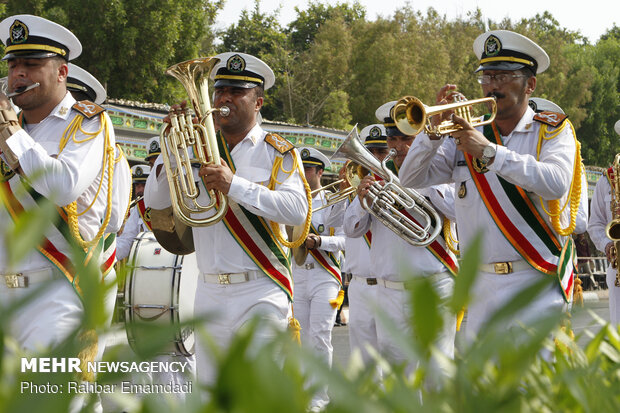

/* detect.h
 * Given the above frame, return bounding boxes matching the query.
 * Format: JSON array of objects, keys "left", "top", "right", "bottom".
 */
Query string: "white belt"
[
  {"left": 300, "top": 263, "right": 314, "bottom": 270},
  {"left": 373, "top": 272, "right": 447, "bottom": 291},
  {"left": 480, "top": 260, "right": 530, "bottom": 274},
  {"left": 201, "top": 270, "right": 266, "bottom": 285},
  {"left": 352, "top": 275, "right": 378, "bottom": 286},
  {"left": 0, "top": 268, "right": 55, "bottom": 289}
]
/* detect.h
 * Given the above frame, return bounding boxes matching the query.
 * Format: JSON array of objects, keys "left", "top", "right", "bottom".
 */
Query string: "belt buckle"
[
  {"left": 218, "top": 274, "right": 231, "bottom": 285},
  {"left": 5, "top": 273, "right": 26, "bottom": 288},
  {"left": 494, "top": 262, "right": 513, "bottom": 274},
  {"left": 367, "top": 278, "right": 377, "bottom": 286}
]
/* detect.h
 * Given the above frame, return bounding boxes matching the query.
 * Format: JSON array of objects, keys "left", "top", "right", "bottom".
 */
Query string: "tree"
[{"left": 286, "top": 1, "right": 366, "bottom": 54}]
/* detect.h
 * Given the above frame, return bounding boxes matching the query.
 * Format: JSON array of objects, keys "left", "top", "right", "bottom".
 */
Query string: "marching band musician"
[
  {"left": 0, "top": 16, "right": 124, "bottom": 413},
  {"left": 588, "top": 120, "right": 620, "bottom": 325},
  {"left": 325, "top": 124, "right": 390, "bottom": 370},
  {"left": 399, "top": 30, "right": 582, "bottom": 341},
  {"left": 293, "top": 146, "right": 346, "bottom": 411},
  {"left": 116, "top": 164, "right": 151, "bottom": 260},
  {"left": 343, "top": 101, "right": 458, "bottom": 384},
  {"left": 144, "top": 52, "right": 309, "bottom": 386}
]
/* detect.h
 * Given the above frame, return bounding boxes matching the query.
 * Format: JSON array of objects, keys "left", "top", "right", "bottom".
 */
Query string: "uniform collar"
[
  {"left": 512, "top": 106, "right": 536, "bottom": 134},
  {"left": 49, "top": 91, "right": 76, "bottom": 120}
]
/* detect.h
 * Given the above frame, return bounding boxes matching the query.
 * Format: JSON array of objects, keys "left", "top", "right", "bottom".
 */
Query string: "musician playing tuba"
[
  {"left": 342, "top": 101, "right": 459, "bottom": 383},
  {"left": 144, "top": 52, "right": 311, "bottom": 386},
  {"left": 588, "top": 119, "right": 620, "bottom": 325}
]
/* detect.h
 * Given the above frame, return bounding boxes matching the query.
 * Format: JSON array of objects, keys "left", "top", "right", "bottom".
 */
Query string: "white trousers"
[
  {"left": 347, "top": 277, "right": 379, "bottom": 367},
  {"left": 375, "top": 273, "right": 455, "bottom": 383},
  {"left": 465, "top": 269, "right": 566, "bottom": 342},
  {"left": 607, "top": 266, "right": 620, "bottom": 325},
  {"left": 193, "top": 276, "right": 289, "bottom": 386},
  {"left": 292, "top": 266, "right": 340, "bottom": 409}
]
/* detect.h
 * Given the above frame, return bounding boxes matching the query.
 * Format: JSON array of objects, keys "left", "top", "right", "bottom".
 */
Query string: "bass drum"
[{"left": 124, "top": 231, "right": 198, "bottom": 356}]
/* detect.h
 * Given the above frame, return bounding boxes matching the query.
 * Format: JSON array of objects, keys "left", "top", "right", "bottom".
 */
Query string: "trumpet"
[
  {"left": 160, "top": 57, "right": 230, "bottom": 227},
  {"left": 311, "top": 161, "right": 366, "bottom": 212},
  {"left": 332, "top": 126, "right": 442, "bottom": 246},
  {"left": 392, "top": 94, "right": 496, "bottom": 136}
]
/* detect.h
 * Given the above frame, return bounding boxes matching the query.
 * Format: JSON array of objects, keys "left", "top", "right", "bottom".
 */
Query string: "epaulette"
[
  {"left": 72, "top": 100, "right": 105, "bottom": 119},
  {"left": 265, "top": 133, "right": 294, "bottom": 154},
  {"left": 533, "top": 111, "right": 568, "bottom": 128}
]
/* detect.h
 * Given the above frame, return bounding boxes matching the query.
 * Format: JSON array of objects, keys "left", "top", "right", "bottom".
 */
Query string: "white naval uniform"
[
  {"left": 0, "top": 92, "right": 117, "bottom": 351},
  {"left": 145, "top": 123, "right": 308, "bottom": 385},
  {"left": 343, "top": 184, "right": 456, "bottom": 381},
  {"left": 292, "top": 190, "right": 345, "bottom": 409},
  {"left": 399, "top": 106, "right": 576, "bottom": 341},
  {"left": 588, "top": 175, "right": 620, "bottom": 325},
  {"left": 327, "top": 199, "right": 378, "bottom": 367}
]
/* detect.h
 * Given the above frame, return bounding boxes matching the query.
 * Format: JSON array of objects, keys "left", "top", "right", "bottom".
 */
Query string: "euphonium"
[
  {"left": 332, "top": 127, "right": 442, "bottom": 246},
  {"left": 393, "top": 94, "right": 497, "bottom": 136},
  {"left": 605, "top": 153, "right": 620, "bottom": 287},
  {"left": 160, "top": 57, "right": 231, "bottom": 227}
]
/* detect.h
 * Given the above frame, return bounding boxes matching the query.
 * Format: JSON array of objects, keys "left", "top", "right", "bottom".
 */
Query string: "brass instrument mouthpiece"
[
  {"left": 218, "top": 106, "right": 230, "bottom": 117},
  {"left": 7, "top": 82, "right": 40, "bottom": 98}
]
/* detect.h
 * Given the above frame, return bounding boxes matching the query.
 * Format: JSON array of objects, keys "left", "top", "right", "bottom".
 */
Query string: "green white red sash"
[
  {"left": 464, "top": 122, "right": 575, "bottom": 301},
  {"left": 0, "top": 179, "right": 104, "bottom": 296},
  {"left": 307, "top": 223, "right": 342, "bottom": 285},
  {"left": 202, "top": 132, "right": 294, "bottom": 300},
  {"left": 136, "top": 198, "right": 153, "bottom": 231},
  {"left": 384, "top": 161, "right": 458, "bottom": 276}
]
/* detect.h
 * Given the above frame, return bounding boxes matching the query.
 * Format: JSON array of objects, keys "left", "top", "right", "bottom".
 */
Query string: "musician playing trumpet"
[
  {"left": 343, "top": 101, "right": 458, "bottom": 384},
  {"left": 588, "top": 119, "right": 620, "bottom": 326},
  {"left": 399, "top": 30, "right": 582, "bottom": 343}
]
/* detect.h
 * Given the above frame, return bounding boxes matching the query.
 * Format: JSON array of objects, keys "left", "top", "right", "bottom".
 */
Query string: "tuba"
[
  {"left": 159, "top": 57, "right": 231, "bottom": 227},
  {"left": 393, "top": 94, "right": 497, "bottom": 136},
  {"left": 332, "top": 127, "right": 442, "bottom": 247},
  {"left": 605, "top": 153, "right": 620, "bottom": 287}
]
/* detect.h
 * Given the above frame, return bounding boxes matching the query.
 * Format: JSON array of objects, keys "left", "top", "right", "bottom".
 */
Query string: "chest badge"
[
  {"left": 317, "top": 224, "right": 324, "bottom": 233},
  {"left": 458, "top": 181, "right": 467, "bottom": 199}
]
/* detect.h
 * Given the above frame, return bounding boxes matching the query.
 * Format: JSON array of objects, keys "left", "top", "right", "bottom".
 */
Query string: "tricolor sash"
[
  {"left": 463, "top": 121, "right": 575, "bottom": 301},
  {"left": 136, "top": 198, "right": 153, "bottom": 231},
  {"left": 384, "top": 161, "right": 459, "bottom": 276},
  {"left": 307, "top": 224, "right": 342, "bottom": 285},
  {"left": 202, "top": 132, "right": 294, "bottom": 299},
  {"left": 1, "top": 177, "right": 104, "bottom": 297}
]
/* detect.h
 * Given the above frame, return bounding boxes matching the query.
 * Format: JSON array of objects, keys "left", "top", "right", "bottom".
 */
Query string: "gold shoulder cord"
[
  {"left": 536, "top": 120, "right": 582, "bottom": 236},
  {"left": 61, "top": 113, "right": 115, "bottom": 251},
  {"left": 267, "top": 148, "right": 312, "bottom": 248}
]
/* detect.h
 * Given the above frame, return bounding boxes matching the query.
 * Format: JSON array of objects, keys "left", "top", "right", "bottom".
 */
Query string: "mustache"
[{"left": 486, "top": 91, "right": 505, "bottom": 99}]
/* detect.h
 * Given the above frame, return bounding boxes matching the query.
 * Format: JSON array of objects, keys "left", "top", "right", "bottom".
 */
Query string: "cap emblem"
[
  {"left": 369, "top": 126, "right": 381, "bottom": 138},
  {"left": 150, "top": 140, "right": 159, "bottom": 152},
  {"left": 135, "top": 167, "right": 143, "bottom": 176},
  {"left": 484, "top": 35, "right": 502, "bottom": 57},
  {"left": 301, "top": 148, "right": 310, "bottom": 159},
  {"left": 10, "top": 20, "right": 28, "bottom": 44},
  {"left": 227, "top": 54, "right": 245, "bottom": 73}
]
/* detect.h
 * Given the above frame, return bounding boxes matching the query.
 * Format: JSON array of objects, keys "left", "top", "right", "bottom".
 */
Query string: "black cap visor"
[
  {"left": 475, "top": 61, "right": 527, "bottom": 73},
  {"left": 214, "top": 79, "right": 259, "bottom": 89},
  {"left": 3, "top": 50, "right": 59, "bottom": 61}
]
